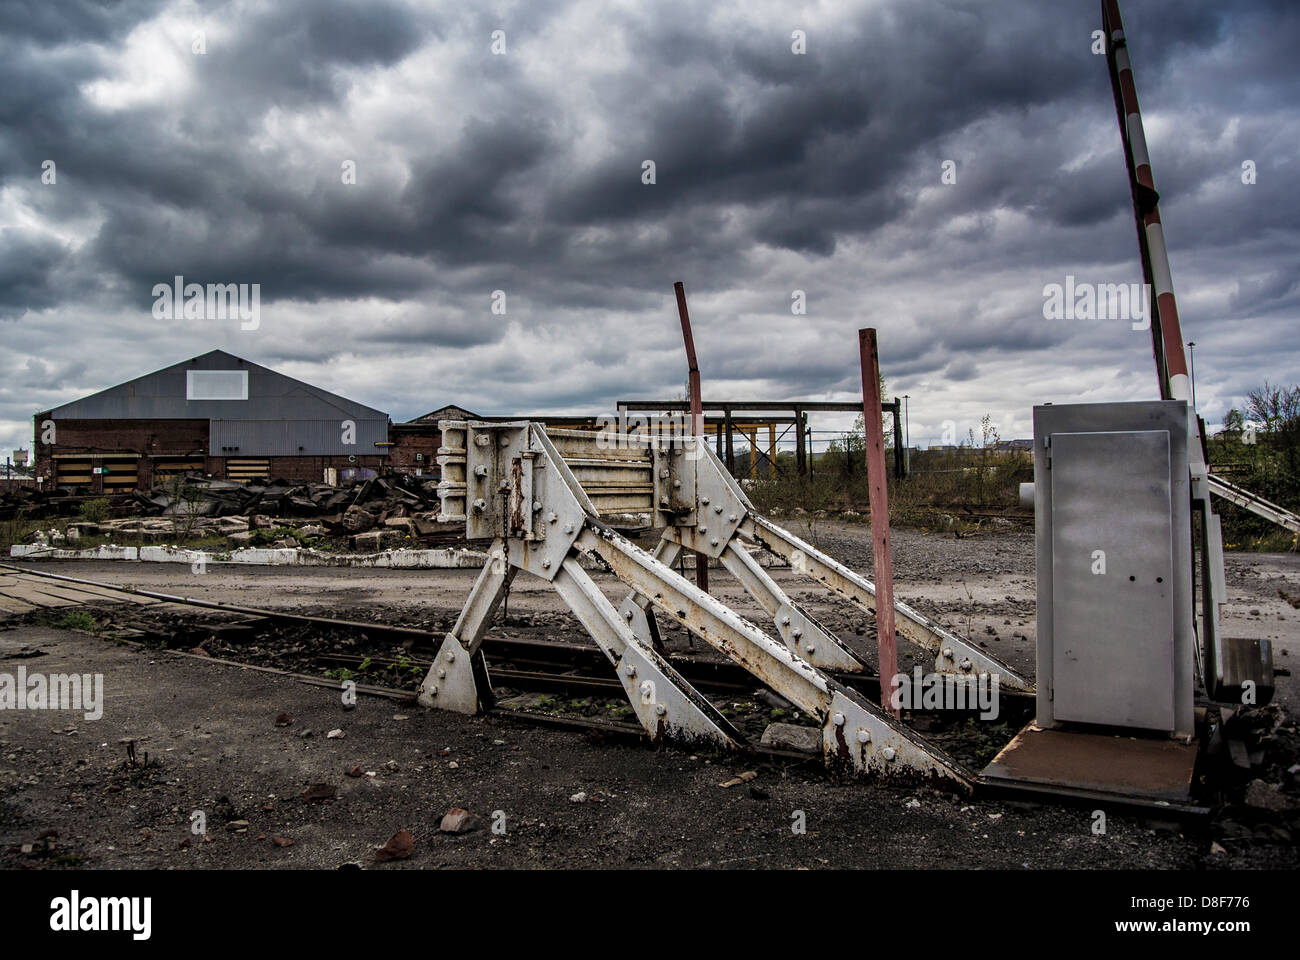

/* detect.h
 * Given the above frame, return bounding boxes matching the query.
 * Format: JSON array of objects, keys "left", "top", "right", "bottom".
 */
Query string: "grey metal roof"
[
  {"left": 46, "top": 350, "right": 388, "bottom": 422},
  {"left": 409, "top": 404, "right": 479, "bottom": 423}
]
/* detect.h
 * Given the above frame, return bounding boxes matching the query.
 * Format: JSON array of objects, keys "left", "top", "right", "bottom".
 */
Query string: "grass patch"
[{"left": 56, "top": 610, "right": 98, "bottom": 632}]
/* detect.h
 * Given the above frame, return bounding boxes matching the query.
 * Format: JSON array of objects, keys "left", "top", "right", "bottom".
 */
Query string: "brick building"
[{"left": 33, "top": 350, "right": 390, "bottom": 492}]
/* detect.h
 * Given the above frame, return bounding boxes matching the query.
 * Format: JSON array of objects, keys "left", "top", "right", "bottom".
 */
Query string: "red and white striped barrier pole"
[{"left": 1103, "top": 0, "right": 1204, "bottom": 465}]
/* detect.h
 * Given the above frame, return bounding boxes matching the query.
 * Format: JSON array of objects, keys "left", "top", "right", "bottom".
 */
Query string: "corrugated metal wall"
[{"left": 209, "top": 418, "right": 388, "bottom": 457}]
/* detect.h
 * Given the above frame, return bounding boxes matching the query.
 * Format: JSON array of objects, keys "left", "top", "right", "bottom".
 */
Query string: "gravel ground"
[{"left": 1, "top": 522, "right": 1296, "bottom": 870}]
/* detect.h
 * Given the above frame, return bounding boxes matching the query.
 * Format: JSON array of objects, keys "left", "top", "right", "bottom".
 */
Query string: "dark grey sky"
[{"left": 2, "top": 0, "right": 1296, "bottom": 455}]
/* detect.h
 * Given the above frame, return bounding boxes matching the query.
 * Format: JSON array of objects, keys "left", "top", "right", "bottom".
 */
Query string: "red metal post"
[
  {"left": 674, "top": 281, "right": 704, "bottom": 437},
  {"left": 859, "top": 329, "right": 899, "bottom": 716},
  {"left": 674, "top": 281, "right": 708, "bottom": 593}
]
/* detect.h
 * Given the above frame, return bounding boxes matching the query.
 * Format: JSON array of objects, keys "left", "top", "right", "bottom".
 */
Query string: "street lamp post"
[{"left": 1187, "top": 341, "right": 1197, "bottom": 410}]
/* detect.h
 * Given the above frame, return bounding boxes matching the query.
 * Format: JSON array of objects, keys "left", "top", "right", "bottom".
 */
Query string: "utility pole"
[{"left": 1187, "top": 341, "right": 1197, "bottom": 410}]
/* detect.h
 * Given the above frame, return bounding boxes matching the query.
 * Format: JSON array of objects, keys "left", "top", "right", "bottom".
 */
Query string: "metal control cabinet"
[{"left": 1034, "top": 401, "right": 1195, "bottom": 738}]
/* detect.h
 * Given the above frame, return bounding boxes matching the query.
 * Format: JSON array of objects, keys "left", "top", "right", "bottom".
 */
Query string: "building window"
[{"left": 187, "top": 370, "right": 248, "bottom": 401}]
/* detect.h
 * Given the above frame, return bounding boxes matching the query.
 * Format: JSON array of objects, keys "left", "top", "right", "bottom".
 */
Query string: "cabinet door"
[{"left": 1050, "top": 430, "right": 1175, "bottom": 730}]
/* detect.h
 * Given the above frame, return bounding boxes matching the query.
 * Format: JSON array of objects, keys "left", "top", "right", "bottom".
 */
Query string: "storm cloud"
[{"left": 2, "top": 0, "right": 1297, "bottom": 455}]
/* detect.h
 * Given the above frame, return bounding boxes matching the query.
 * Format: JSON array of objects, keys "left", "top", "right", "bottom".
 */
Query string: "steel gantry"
[{"left": 421, "top": 419, "right": 1031, "bottom": 786}]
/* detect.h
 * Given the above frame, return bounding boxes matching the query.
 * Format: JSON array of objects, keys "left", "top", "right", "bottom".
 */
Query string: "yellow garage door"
[
  {"left": 226, "top": 458, "right": 271, "bottom": 482},
  {"left": 101, "top": 456, "right": 139, "bottom": 492},
  {"left": 53, "top": 456, "right": 94, "bottom": 488}
]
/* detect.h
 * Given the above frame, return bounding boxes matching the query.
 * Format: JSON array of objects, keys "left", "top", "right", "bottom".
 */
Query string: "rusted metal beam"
[
  {"left": 859, "top": 329, "right": 899, "bottom": 716},
  {"left": 794, "top": 406, "right": 806, "bottom": 476},
  {"left": 621, "top": 399, "right": 901, "bottom": 413},
  {"left": 892, "top": 396, "right": 905, "bottom": 479},
  {"left": 673, "top": 281, "right": 708, "bottom": 593},
  {"left": 674, "top": 282, "right": 704, "bottom": 437}
]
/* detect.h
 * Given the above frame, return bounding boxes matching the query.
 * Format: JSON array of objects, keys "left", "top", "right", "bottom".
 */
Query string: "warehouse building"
[{"left": 33, "top": 350, "right": 390, "bottom": 492}]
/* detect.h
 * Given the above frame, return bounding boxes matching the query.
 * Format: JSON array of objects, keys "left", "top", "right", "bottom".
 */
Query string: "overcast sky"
[{"left": 2, "top": 0, "right": 1297, "bottom": 459}]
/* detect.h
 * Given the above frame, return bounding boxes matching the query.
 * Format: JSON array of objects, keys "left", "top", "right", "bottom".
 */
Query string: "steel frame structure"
[
  {"left": 422, "top": 419, "right": 1030, "bottom": 785},
  {"left": 617, "top": 399, "right": 907, "bottom": 479}
]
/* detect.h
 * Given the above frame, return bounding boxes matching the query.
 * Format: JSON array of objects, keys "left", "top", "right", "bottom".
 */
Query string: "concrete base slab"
[{"left": 980, "top": 723, "right": 1199, "bottom": 803}]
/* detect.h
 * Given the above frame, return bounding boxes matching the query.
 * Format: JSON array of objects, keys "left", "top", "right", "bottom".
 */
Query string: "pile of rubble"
[
  {"left": 135, "top": 474, "right": 439, "bottom": 519},
  {"left": 1205, "top": 703, "right": 1300, "bottom": 864},
  {"left": 20, "top": 474, "right": 464, "bottom": 552}
]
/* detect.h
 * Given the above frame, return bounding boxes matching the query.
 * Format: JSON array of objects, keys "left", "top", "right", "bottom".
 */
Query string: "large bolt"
[
  {"left": 672, "top": 479, "right": 681, "bottom": 488},
  {"left": 701, "top": 497, "right": 710, "bottom": 506},
  {"left": 548, "top": 512, "right": 557, "bottom": 523},
  {"left": 499, "top": 435, "right": 510, "bottom": 447},
  {"left": 833, "top": 712, "right": 845, "bottom": 726},
  {"left": 699, "top": 526, "right": 707, "bottom": 534},
  {"left": 781, "top": 616, "right": 791, "bottom": 626},
  {"left": 475, "top": 435, "right": 490, "bottom": 447},
  {"left": 624, "top": 663, "right": 636, "bottom": 676},
  {"left": 428, "top": 685, "right": 439, "bottom": 696},
  {"left": 959, "top": 658, "right": 973, "bottom": 672},
  {"left": 532, "top": 501, "right": 542, "bottom": 512},
  {"left": 474, "top": 465, "right": 488, "bottom": 477},
  {"left": 541, "top": 559, "right": 551, "bottom": 569},
  {"left": 710, "top": 538, "right": 719, "bottom": 547},
  {"left": 472, "top": 498, "right": 487, "bottom": 512},
  {"left": 941, "top": 647, "right": 953, "bottom": 659},
  {"left": 445, "top": 650, "right": 456, "bottom": 662},
  {"left": 883, "top": 746, "right": 897, "bottom": 761},
  {"left": 714, "top": 505, "right": 723, "bottom": 514},
  {"left": 624, "top": 610, "right": 634, "bottom": 621},
  {"left": 857, "top": 729, "right": 871, "bottom": 744},
  {"left": 792, "top": 628, "right": 802, "bottom": 639},
  {"left": 437, "top": 668, "right": 446, "bottom": 679}
]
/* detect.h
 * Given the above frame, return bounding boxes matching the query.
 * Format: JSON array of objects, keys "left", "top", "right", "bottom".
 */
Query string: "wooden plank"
[
  {"left": 17, "top": 579, "right": 125, "bottom": 602},
  {"left": 10, "top": 578, "right": 128, "bottom": 606},
  {"left": 3, "top": 583, "right": 75, "bottom": 607},
  {"left": 7, "top": 574, "right": 158, "bottom": 606},
  {"left": 0, "top": 595, "right": 38, "bottom": 614}
]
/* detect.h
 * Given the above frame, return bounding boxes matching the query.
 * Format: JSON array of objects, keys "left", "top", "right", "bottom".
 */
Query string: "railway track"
[
  {"left": 1, "top": 560, "right": 1213, "bottom": 814},
  {"left": 0, "top": 559, "right": 1032, "bottom": 729}
]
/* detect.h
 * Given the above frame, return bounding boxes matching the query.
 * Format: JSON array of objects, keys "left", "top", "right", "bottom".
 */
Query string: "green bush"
[{"left": 78, "top": 498, "right": 111, "bottom": 523}]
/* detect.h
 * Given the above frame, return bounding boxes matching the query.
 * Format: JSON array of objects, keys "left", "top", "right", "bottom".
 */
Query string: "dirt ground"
[{"left": 1, "top": 522, "right": 1297, "bottom": 869}]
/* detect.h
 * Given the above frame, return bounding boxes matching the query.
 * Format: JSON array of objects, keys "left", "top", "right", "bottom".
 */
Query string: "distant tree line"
[{"left": 1213, "top": 381, "right": 1300, "bottom": 545}]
